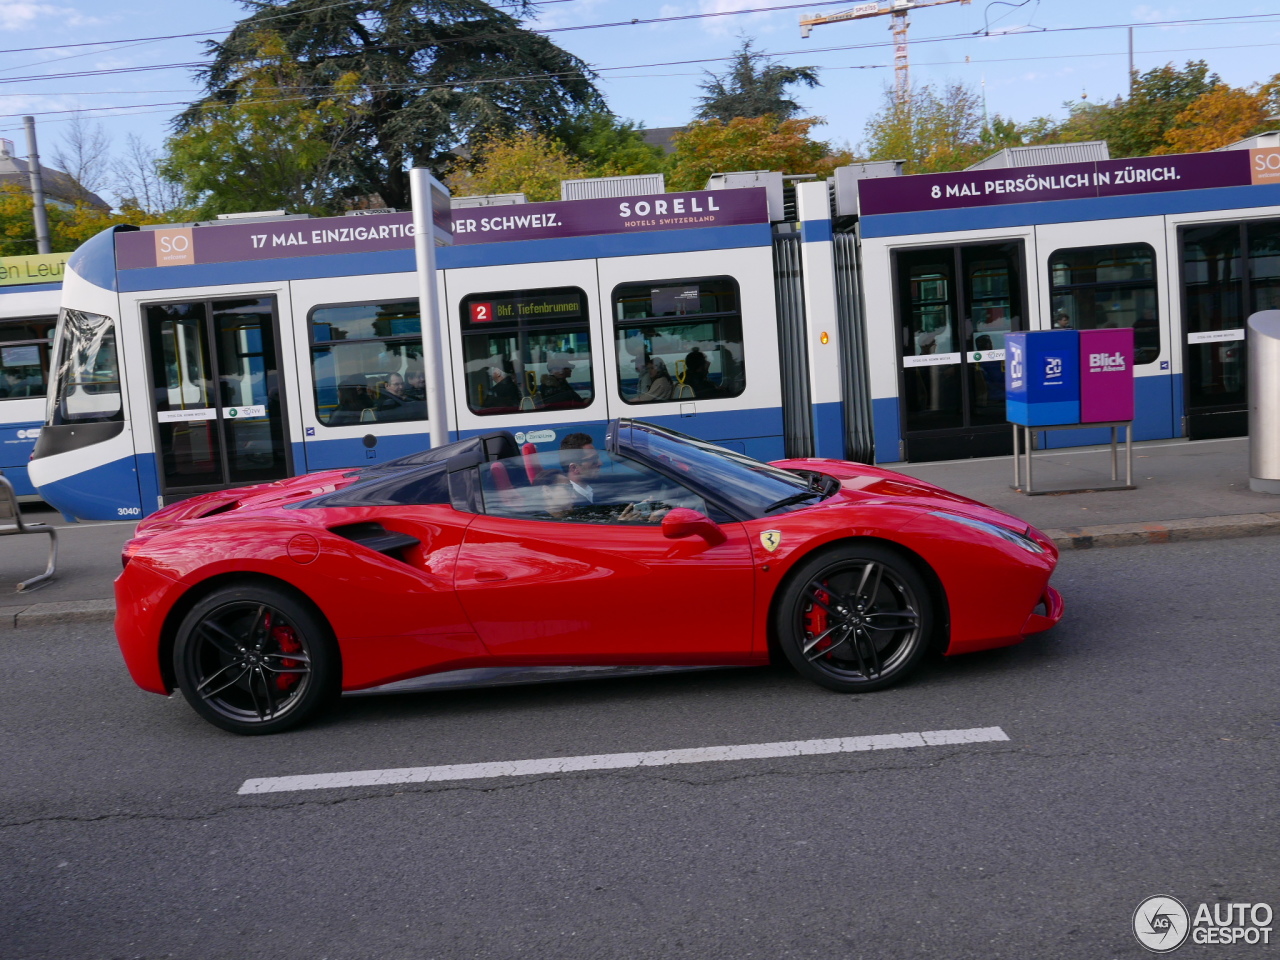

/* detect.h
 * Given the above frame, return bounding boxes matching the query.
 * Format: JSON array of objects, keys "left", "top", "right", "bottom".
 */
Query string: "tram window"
[
  {"left": 458, "top": 287, "right": 593, "bottom": 415},
  {"left": 611, "top": 276, "right": 745, "bottom": 404},
  {"left": 309, "top": 300, "right": 426, "bottom": 426},
  {"left": 0, "top": 316, "right": 54, "bottom": 400},
  {"left": 49, "top": 309, "right": 122, "bottom": 424},
  {"left": 1049, "top": 244, "right": 1160, "bottom": 364}
]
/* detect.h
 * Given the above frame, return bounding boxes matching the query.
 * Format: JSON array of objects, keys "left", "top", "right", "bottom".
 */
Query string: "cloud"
[
  {"left": 531, "top": 0, "right": 610, "bottom": 31},
  {"left": 1131, "top": 5, "right": 1177, "bottom": 24},
  {"left": 697, "top": 0, "right": 787, "bottom": 36},
  {"left": 0, "top": 1, "right": 106, "bottom": 30}
]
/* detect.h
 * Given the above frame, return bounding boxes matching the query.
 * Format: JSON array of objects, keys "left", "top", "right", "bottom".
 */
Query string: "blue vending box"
[{"left": 1005, "top": 330, "right": 1081, "bottom": 426}]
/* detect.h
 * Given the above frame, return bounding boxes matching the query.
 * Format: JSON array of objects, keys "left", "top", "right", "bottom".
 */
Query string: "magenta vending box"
[{"left": 1079, "top": 328, "right": 1135, "bottom": 422}]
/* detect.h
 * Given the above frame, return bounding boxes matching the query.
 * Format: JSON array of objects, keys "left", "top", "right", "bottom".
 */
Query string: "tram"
[
  {"left": 0, "top": 252, "right": 66, "bottom": 498},
  {"left": 29, "top": 139, "right": 1280, "bottom": 522}
]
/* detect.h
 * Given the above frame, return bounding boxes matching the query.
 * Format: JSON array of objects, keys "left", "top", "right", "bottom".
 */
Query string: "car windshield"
[{"left": 616, "top": 420, "right": 816, "bottom": 516}]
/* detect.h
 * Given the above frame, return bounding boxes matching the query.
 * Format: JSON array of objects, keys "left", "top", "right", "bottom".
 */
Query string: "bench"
[{"left": 0, "top": 473, "right": 57, "bottom": 592}]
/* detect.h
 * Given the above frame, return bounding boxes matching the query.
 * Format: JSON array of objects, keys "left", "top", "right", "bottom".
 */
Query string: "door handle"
[{"left": 474, "top": 569, "right": 508, "bottom": 582}]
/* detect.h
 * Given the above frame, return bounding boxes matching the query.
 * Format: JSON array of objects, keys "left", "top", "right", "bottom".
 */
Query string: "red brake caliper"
[
  {"left": 804, "top": 587, "right": 834, "bottom": 658},
  {"left": 272, "top": 624, "right": 302, "bottom": 692}
]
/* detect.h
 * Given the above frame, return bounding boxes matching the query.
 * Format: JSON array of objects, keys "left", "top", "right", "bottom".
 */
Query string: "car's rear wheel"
[
  {"left": 776, "top": 543, "right": 933, "bottom": 693},
  {"left": 173, "top": 583, "right": 339, "bottom": 735}
]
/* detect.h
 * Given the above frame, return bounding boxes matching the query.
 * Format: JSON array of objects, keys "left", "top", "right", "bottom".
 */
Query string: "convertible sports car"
[{"left": 116, "top": 419, "right": 1063, "bottom": 734}]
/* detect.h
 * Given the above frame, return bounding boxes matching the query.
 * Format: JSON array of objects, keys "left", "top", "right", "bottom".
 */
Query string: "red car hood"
[{"left": 772, "top": 457, "right": 1037, "bottom": 533}]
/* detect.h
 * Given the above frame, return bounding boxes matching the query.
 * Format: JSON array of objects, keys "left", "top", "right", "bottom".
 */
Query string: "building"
[{"left": 0, "top": 138, "right": 109, "bottom": 211}]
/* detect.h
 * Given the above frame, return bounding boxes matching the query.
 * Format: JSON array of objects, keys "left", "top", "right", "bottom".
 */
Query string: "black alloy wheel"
[
  {"left": 174, "top": 584, "right": 339, "bottom": 735},
  {"left": 777, "top": 543, "right": 933, "bottom": 693}
]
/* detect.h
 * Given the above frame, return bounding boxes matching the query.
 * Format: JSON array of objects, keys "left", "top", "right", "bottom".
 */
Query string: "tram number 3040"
[{"left": 116, "top": 506, "right": 142, "bottom": 517}]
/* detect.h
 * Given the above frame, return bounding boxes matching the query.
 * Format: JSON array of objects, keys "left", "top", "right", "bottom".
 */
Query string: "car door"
[{"left": 453, "top": 449, "right": 756, "bottom": 663}]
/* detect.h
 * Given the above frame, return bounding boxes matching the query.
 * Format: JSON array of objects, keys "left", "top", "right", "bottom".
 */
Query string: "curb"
[
  {"left": 1046, "top": 512, "right": 1280, "bottom": 550},
  {"left": 0, "top": 598, "right": 115, "bottom": 631}
]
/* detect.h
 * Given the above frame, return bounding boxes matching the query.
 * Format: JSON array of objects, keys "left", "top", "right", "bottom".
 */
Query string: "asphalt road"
[{"left": 1, "top": 538, "right": 1277, "bottom": 960}]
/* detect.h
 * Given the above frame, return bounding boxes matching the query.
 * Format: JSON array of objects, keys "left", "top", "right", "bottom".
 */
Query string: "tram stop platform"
[{"left": 2, "top": 435, "right": 1278, "bottom": 627}]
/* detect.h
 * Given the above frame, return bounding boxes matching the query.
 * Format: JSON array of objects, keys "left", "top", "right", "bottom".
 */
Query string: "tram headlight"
[{"left": 930, "top": 511, "right": 1047, "bottom": 554}]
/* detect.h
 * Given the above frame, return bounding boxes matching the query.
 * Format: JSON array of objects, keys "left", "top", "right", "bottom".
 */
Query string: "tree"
[
  {"left": 553, "top": 112, "right": 664, "bottom": 178},
  {"left": 114, "top": 134, "right": 186, "bottom": 215},
  {"left": 51, "top": 113, "right": 112, "bottom": 204},
  {"left": 1047, "top": 61, "right": 1222, "bottom": 157},
  {"left": 164, "top": 32, "right": 365, "bottom": 215},
  {"left": 696, "top": 39, "right": 820, "bottom": 122},
  {"left": 1159, "top": 85, "right": 1269, "bottom": 154},
  {"left": 446, "top": 131, "right": 588, "bottom": 201},
  {"left": 666, "top": 115, "right": 851, "bottom": 192},
  {"left": 861, "top": 82, "right": 989, "bottom": 173},
  {"left": 180, "top": 0, "right": 605, "bottom": 211},
  {"left": 0, "top": 182, "right": 172, "bottom": 257}
]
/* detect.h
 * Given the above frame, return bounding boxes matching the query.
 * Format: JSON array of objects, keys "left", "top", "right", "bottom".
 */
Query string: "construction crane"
[{"left": 800, "top": 0, "right": 970, "bottom": 102}]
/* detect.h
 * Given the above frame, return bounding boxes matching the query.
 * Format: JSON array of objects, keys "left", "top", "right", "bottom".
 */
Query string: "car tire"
[
  {"left": 776, "top": 542, "right": 933, "bottom": 693},
  {"left": 173, "top": 582, "right": 340, "bottom": 735}
]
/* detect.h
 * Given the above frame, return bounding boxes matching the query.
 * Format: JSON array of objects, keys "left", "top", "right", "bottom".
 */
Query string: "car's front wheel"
[
  {"left": 173, "top": 583, "right": 340, "bottom": 735},
  {"left": 776, "top": 543, "right": 933, "bottom": 693}
]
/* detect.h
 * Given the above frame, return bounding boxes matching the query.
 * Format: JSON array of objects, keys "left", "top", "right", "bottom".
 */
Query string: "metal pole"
[
  {"left": 22, "top": 116, "right": 51, "bottom": 255},
  {"left": 409, "top": 168, "right": 451, "bottom": 450},
  {"left": 1128, "top": 27, "right": 1134, "bottom": 96}
]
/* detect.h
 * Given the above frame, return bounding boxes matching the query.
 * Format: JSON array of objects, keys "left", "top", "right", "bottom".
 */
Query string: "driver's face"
[{"left": 576, "top": 443, "right": 601, "bottom": 480}]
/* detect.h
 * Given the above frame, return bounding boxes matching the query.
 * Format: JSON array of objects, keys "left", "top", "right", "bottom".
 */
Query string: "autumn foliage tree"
[
  {"left": 1048, "top": 61, "right": 1222, "bottom": 157},
  {"left": 446, "top": 131, "right": 588, "bottom": 201},
  {"left": 665, "top": 116, "right": 850, "bottom": 192},
  {"left": 0, "top": 183, "right": 173, "bottom": 257},
  {"left": 1158, "top": 85, "right": 1269, "bottom": 154}
]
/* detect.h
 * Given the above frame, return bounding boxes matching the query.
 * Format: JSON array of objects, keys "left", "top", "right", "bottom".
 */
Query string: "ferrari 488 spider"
[{"left": 115, "top": 419, "right": 1063, "bottom": 734}]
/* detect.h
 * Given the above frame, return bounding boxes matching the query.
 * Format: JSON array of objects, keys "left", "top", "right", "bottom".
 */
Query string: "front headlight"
[{"left": 931, "top": 511, "right": 1047, "bottom": 553}]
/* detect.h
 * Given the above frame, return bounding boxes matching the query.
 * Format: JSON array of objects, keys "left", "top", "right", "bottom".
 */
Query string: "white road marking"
[{"left": 237, "top": 726, "right": 1010, "bottom": 795}]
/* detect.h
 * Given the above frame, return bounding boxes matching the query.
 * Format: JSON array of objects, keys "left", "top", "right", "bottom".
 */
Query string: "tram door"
[
  {"left": 144, "top": 296, "right": 292, "bottom": 499},
  {"left": 1182, "top": 219, "right": 1280, "bottom": 439},
  {"left": 895, "top": 242, "right": 1027, "bottom": 462}
]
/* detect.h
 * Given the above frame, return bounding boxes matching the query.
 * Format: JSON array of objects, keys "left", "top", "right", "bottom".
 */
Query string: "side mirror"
[{"left": 661, "top": 508, "right": 727, "bottom": 547}]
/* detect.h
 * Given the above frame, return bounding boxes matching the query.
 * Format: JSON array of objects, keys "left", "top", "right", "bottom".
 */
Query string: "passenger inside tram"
[
  {"left": 482, "top": 365, "right": 521, "bottom": 409},
  {"left": 633, "top": 356, "right": 673, "bottom": 402}
]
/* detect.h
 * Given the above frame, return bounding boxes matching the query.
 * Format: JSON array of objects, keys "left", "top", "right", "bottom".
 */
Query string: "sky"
[{"left": 2, "top": 0, "right": 1280, "bottom": 206}]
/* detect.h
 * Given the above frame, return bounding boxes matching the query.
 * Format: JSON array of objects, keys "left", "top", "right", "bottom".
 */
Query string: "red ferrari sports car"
[{"left": 115, "top": 419, "right": 1063, "bottom": 734}]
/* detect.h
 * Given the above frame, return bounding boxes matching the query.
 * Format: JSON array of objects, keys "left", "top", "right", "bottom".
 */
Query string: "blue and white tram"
[
  {"left": 32, "top": 143, "right": 1280, "bottom": 521},
  {"left": 31, "top": 188, "right": 830, "bottom": 521},
  {"left": 0, "top": 252, "right": 66, "bottom": 498}
]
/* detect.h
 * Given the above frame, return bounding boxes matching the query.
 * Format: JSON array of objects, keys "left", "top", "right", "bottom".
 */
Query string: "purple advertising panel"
[
  {"left": 115, "top": 188, "right": 770, "bottom": 271},
  {"left": 858, "top": 147, "right": 1280, "bottom": 217},
  {"left": 450, "top": 188, "right": 767, "bottom": 245},
  {"left": 1079, "top": 328, "right": 1135, "bottom": 423}
]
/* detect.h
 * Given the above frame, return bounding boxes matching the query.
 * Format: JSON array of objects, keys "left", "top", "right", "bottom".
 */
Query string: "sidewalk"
[
  {"left": 1, "top": 505, "right": 135, "bottom": 628},
  {"left": 889, "top": 435, "right": 1280, "bottom": 548},
  {"left": 3, "top": 436, "right": 1277, "bottom": 627}
]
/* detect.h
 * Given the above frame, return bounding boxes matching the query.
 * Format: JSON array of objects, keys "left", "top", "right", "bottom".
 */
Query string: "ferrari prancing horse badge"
[{"left": 760, "top": 530, "right": 782, "bottom": 552}]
